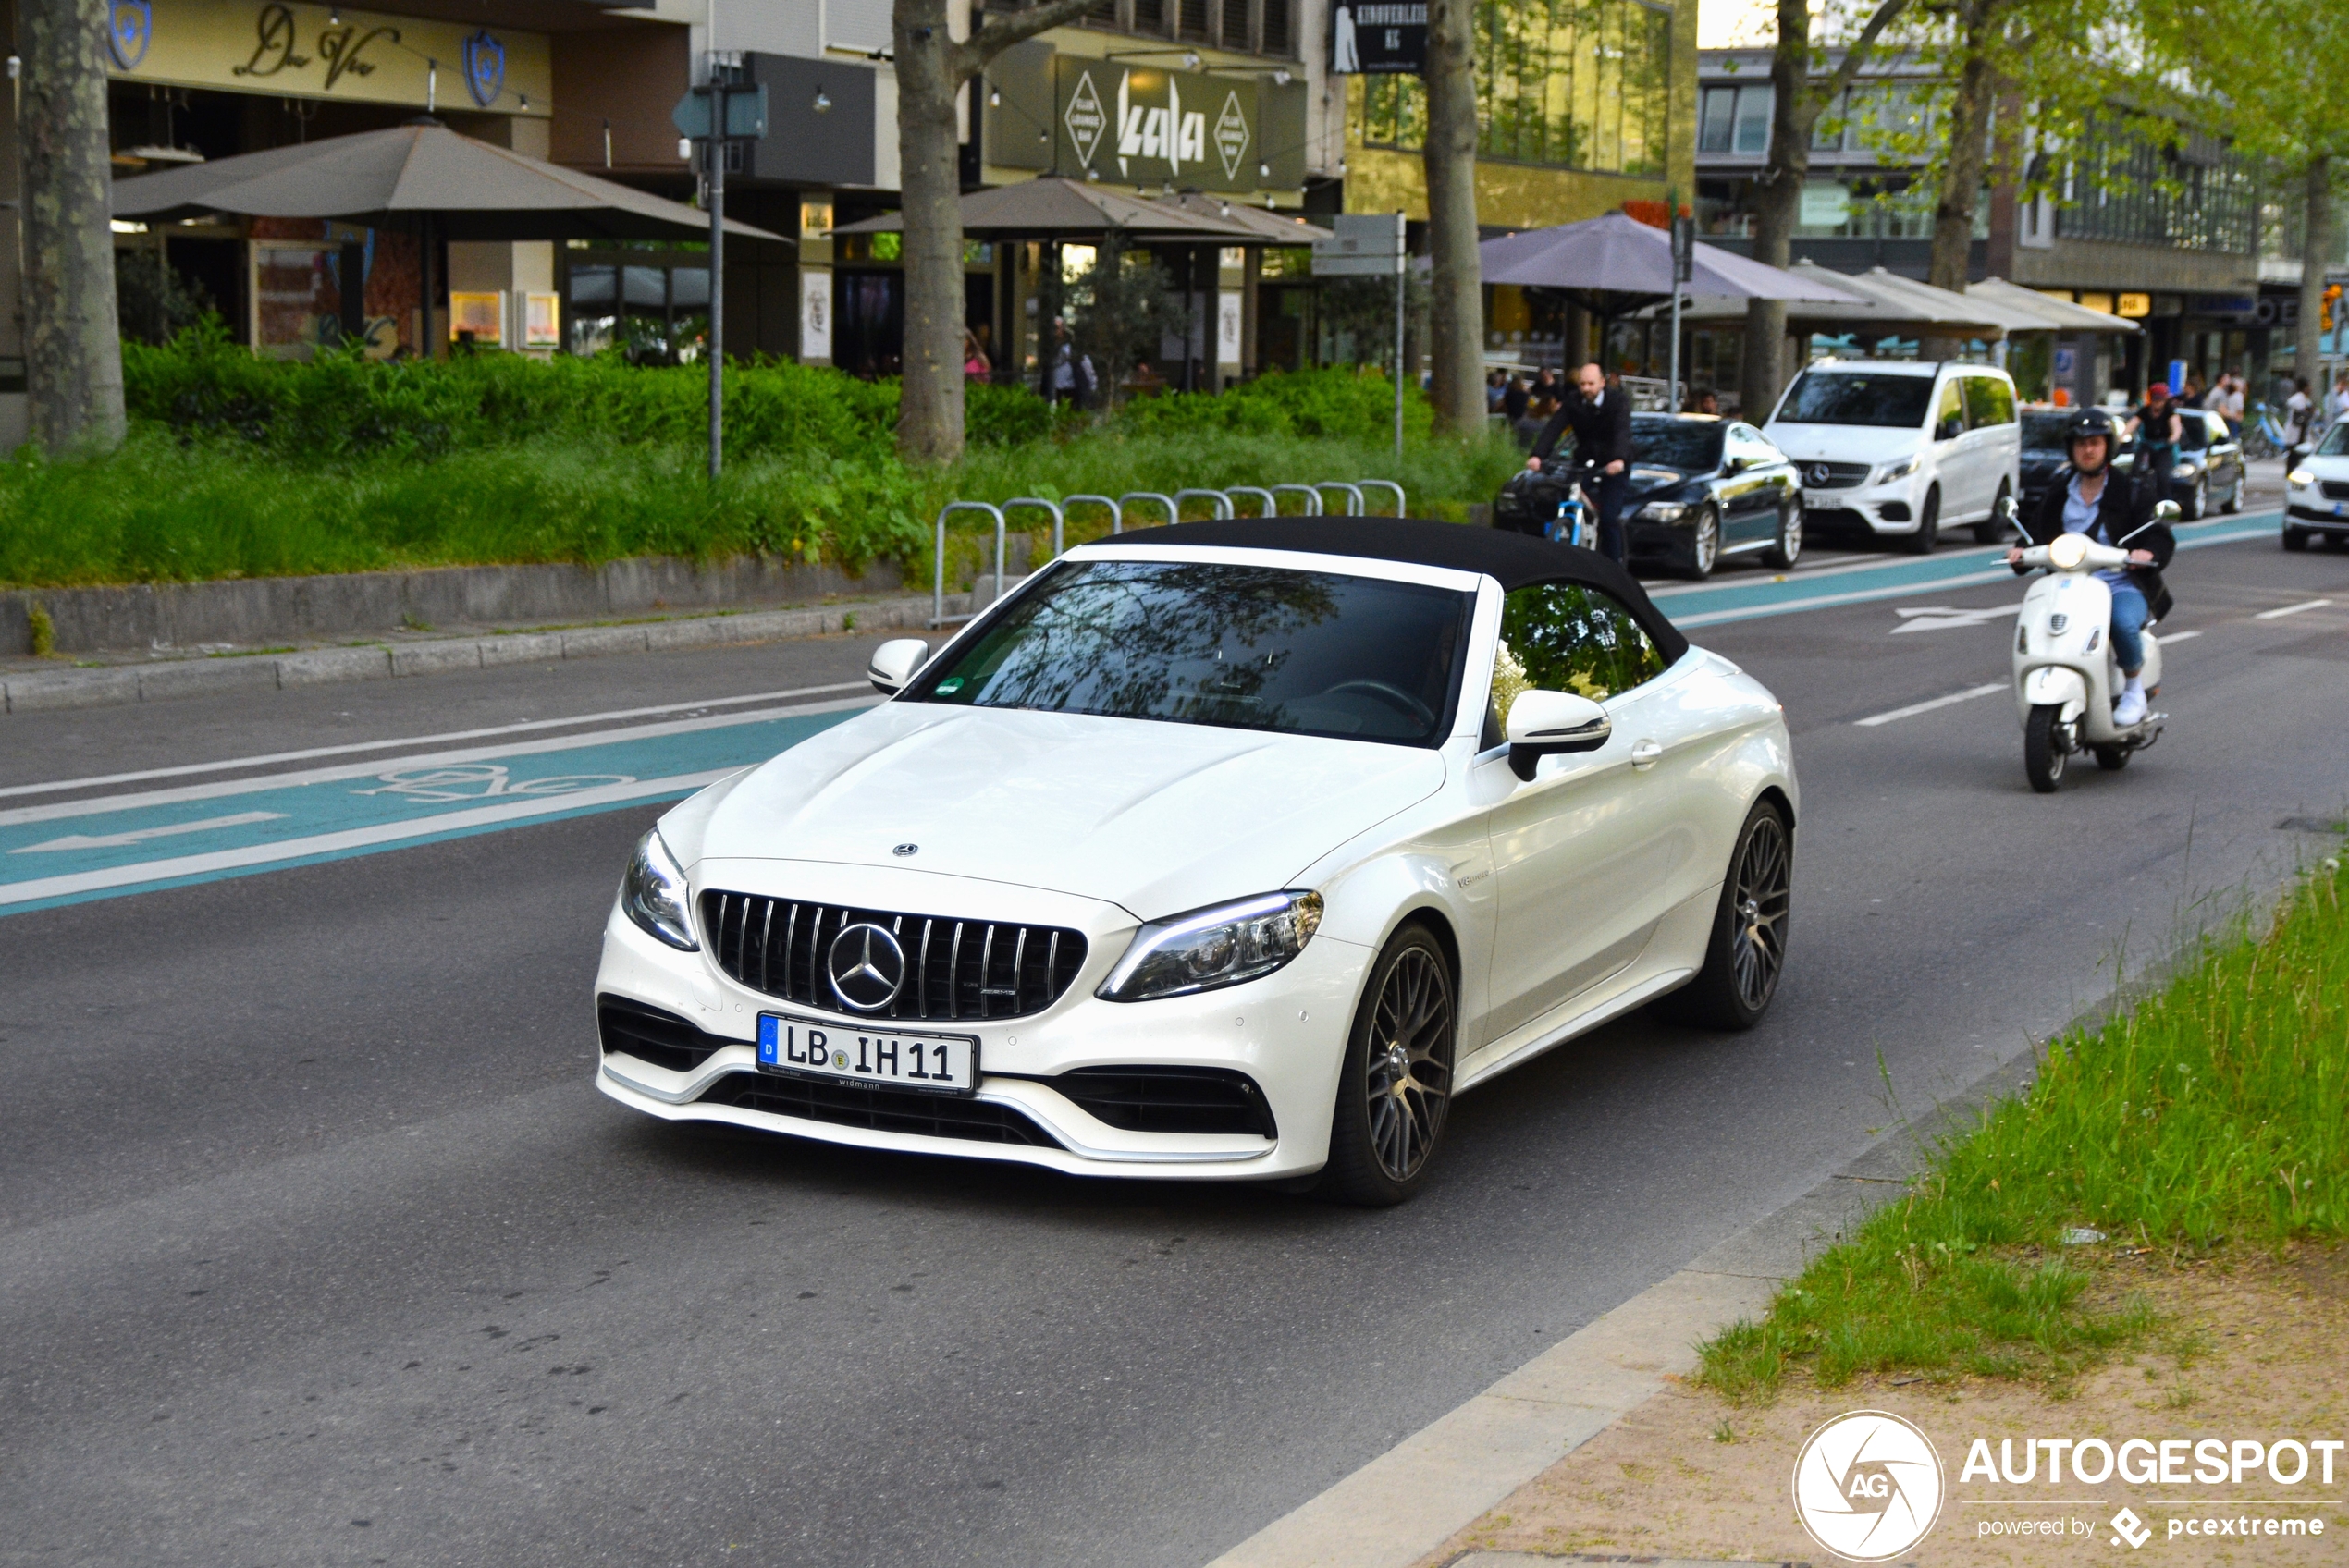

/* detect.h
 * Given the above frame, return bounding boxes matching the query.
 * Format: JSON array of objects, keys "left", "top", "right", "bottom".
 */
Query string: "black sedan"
[{"left": 1622, "top": 415, "right": 1803, "bottom": 579}]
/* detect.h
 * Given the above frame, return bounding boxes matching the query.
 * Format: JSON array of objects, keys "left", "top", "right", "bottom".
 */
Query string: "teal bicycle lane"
[{"left": 0, "top": 698, "right": 873, "bottom": 916}]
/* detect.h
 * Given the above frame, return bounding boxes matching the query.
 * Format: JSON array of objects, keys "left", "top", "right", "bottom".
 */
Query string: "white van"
[{"left": 1762, "top": 360, "right": 2023, "bottom": 551}]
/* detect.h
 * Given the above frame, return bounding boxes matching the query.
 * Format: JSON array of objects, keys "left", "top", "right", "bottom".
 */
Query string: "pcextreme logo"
[{"left": 1792, "top": 1410, "right": 1947, "bottom": 1562}]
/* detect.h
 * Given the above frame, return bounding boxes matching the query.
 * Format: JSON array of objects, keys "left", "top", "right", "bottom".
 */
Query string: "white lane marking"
[
  {"left": 2160, "top": 629, "right": 2202, "bottom": 643},
  {"left": 0, "top": 695, "right": 879, "bottom": 829},
  {"left": 1854, "top": 683, "right": 2007, "bottom": 727},
  {"left": 1642, "top": 545, "right": 2009, "bottom": 599},
  {"left": 2256, "top": 598, "right": 2334, "bottom": 620},
  {"left": 0, "top": 681, "right": 870, "bottom": 801},
  {"left": 0, "top": 771, "right": 731, "bottom": 906},
  {"left": 1890, "top": 604, "right": 2018, "bottom": 633},
  {"left": 9, "top": 810, "right": 289, "bottom": 853}
]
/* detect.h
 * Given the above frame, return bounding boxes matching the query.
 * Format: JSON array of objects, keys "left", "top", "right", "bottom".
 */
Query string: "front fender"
[{"left": 2020, "top": 665, "right": 2087, "bottom": 721}]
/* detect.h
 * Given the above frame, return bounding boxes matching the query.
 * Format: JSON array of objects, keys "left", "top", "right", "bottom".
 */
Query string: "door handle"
[{"left": 1630, "top": 740, "right": 1663, "bottom": 771}]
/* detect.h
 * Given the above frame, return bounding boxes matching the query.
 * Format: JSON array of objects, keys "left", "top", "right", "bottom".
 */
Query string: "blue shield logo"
[
  {"left": 107, "top": 0, "right": 153, "bottom": 69},
  {"left": 461, "top": 30, "right": 505, "bottom": 107}
]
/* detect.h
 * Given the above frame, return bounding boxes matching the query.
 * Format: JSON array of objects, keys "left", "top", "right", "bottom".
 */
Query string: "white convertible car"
[{"left": 594, "top": 520, "right": 1796, "bottom": 1204}]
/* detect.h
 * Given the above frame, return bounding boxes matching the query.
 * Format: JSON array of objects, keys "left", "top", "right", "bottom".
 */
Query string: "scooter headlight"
[{"left": 2048, "top": 533, "right": 2090, "bottom": 570}]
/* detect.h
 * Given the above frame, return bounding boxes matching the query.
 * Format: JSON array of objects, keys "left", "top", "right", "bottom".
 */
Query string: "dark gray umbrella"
[
  {"left": 1480, "top": 211, "right": 1852, "bottom": 303},
  {"left": 830, "top": 178, "right": 1268, "bottom": 244},
  {"left": 110, "top": 120, "right": 787, "bottom": 244}
]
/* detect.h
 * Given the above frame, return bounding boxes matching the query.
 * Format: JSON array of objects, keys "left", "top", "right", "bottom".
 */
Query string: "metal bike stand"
[
  {"left": 932, "top": 501, "right": 1006, "bottom": 629},
  {"left": 1174, "top": 487, "right": 1235, "bottom": 520},
  {"left": 1225, "top": 485, "right": 1278, "bottom": 518},
  {"left": 1269, "top": 484, "right": 1322, "bottom": 516},
  {"left": 1357, "top": 480, "right": 1407, "bottom": 517},
  {"left": 1063, "top": 492, "right": 1120, "bottom": 537},
  {"left": 1315, "top": 481, "right": 1365, "bottom": 517},
  {"left": 1117, "top": 492, "right": 1178, "bottom": 530},
  {"left": 1002, "top": 497, "right": 1065, "bottom": 564}
]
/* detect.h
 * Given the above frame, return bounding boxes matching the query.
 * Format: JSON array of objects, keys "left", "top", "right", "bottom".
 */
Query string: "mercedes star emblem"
[
  {"left": 1810, "top": 463, "right": 1832, "bottom": 485},
  {"left": 892, "top": 842, "right": 918, "bottom": 857},
  {"left": 826, "top": 923, "right": 907, "bottom": 1012}
]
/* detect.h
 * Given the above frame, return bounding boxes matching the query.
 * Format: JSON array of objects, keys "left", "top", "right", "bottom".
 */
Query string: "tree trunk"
[
  {"left": 19, "top": 0, "right": 127, "bottom": 454},
  {"left": 2294, "top": 154, "right": 2331, "bottom": 410},
  {"left": 1420, "top": 0, "right": 1484, "bottom": 436},
  {"left": 1927, "top": 5, "right": 1997, "bottom": 294},
  {"left": 893, "top": 0, "right": 966, "bottom": 465},
  {"left": 1740, "top": 0, "right": 1814, "bottom": 421}
]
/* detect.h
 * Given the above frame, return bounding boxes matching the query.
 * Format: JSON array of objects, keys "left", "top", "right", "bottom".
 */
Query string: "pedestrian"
[
  {"left": 963, "top": 328, "right": 991, "bottom": 382},
  {"left": 2285, "top": 377, "right": 2314, "bottom": 446},
  {"left": 1502, "top": 373, "right": 1530, "bottom": 423},
  {"left": 1693, "top": 388, "right": 1721, "bottom": 416},
  {"left": 1045, "top": 316, "right": 1098, "bottom": 409},
  {"left": 1523, "top": 361, "right": 1634, "bottom": 564},
  {"left": 2179, "top": 376, "right": 2203, "bottom": 410},
  {"left": 2214, "top": 370, "right": 2244, "bottom": 437},
  {"left": 2129, "top": 383, "right": 2183, "bottom": 492},
  {"left": 1485, "top": 369, "right": 1507, "bottom": 413},
  {"left": 2331, "top": 372, "right": 2349, "bottom": 426}
]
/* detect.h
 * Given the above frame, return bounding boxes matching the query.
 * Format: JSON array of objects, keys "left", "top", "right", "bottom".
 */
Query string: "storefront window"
[{"left": 253, "top": 245, "right": 344, "bottom": 357}]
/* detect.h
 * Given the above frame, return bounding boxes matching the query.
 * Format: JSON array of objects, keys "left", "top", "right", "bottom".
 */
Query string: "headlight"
[
  {"left": 1638, "top": 501, "right": 1689, "bottom": 522},
  {"left": 1876, "top": 455, "right": 1921, "bottom": 484},
  {"left": 2173, "top": 460, "right": 2199, "bottom": 477},
  {"left": 1098, "top": 890, "right": 1323, "bottom": 1002},
  {"left": 621, "top": 828, "right": 698, "bottom": 951},
  {"left": 2289, "top": 468, "right": 2315, "bottom": 487},
  {"left": 2048, "top": 533, "right": 2089, "bottom": 570}
]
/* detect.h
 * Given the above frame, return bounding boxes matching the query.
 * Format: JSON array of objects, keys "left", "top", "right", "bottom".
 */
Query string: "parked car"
[
  {"left": 2283, "top": 421, "right": 2349, "bottom": 550},
  {"left": 1623, "top": 413, "right": 1804, "bottom": 580},
  {"left": 2111, "top": 407, "right": 2245, "bottom": 521},
  {"left": 1763, "top": 360, "right": 2023, "bottom": 551},
  {"left": 593, "top": 520, "right": 1799, "bottom": 1205}
]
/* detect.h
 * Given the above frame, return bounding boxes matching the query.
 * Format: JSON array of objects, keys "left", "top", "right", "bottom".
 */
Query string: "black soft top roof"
[{"left": 1087, "top": 516, "right": 1690, "bottom": 665}]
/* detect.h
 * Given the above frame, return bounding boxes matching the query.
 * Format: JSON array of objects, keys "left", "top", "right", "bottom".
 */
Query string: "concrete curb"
[{"left": 2, "top": 593, "right": 965, "bottom": 716}]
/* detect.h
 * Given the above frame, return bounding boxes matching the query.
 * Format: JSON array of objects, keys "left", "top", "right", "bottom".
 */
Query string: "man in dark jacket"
[
  {"left": 2007, "top": 408, "right": 2175, "bottom": 726},
  {"left": 1524, "top": 361, "right": 1635, "bottom": 562}
]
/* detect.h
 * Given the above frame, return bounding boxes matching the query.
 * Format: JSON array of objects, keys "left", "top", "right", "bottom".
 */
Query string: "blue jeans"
[{"left": 2109, "top": 581, "right": 2149, "bottom": 675}]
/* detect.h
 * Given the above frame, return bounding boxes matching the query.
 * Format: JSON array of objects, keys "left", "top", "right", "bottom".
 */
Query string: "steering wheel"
[{"left": 1320, "top": 680, "right": 1436, "bottom": 728}]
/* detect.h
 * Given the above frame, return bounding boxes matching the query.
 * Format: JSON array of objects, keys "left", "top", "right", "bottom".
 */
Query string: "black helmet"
[{"left": 2065, "top": 408, "right": 2118, "bottom": 444}]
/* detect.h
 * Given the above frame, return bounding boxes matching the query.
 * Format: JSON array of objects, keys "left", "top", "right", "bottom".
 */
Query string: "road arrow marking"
[
  {"left": 1890, "top": 604, "right": 2019, "bottom": 633},
  {"left": 10, "top": 811, "right": 288, "bottom": 853}
]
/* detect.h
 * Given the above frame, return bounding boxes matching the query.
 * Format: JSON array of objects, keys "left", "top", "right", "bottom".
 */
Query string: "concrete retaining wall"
[{"left": 0, "top": 555, "right": 909, "bottom": 656}]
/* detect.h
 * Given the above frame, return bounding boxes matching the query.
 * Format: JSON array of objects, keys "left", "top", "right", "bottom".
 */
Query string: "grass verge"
[{"left": 1698, "top": 848, "right": 2349, "bottom": 1401}]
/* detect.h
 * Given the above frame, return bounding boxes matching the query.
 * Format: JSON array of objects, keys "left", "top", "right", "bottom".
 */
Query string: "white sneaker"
[{"left": 2113, "top": 684, "right": 2147, "bottom": 727}]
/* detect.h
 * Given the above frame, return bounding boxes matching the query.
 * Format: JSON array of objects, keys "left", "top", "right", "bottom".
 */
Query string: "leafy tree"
[
  {"left": 1064, "top": 239, "right": 1188, "bottom": 406},
  {"left": 1421, "top": 0, "right": 1482, "bottom": 435}
]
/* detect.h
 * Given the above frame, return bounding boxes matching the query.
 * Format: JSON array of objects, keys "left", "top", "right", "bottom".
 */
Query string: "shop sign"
[
  {"left": 1053, "top": 58, "right": 1260, "bottom": 193},
  {"left": 2115, "top": 292, "right": 2151, "bottom": 318},
  {"left": 107, "top": 0, "right": 551, "bottom": 116},
  {"left": 1330, "top": 0, "right": 1427, "bottom": 75}
]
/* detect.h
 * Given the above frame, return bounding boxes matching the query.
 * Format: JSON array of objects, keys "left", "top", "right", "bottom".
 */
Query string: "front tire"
[
  {"left": 2182, "top": 474, "right": 2208, "bottom": 521},
  {"left": 2025, "top": 704, "right": 2070, "bottom": 793},
  {"left": 1656, "top": 802, "right": 1791, "bottom": 1031},
  {"left": 2283, "top": 526, "right": 2310, "bottom": 552},
  {"left": 1763, "top": 496, "right": 1803, "bottom": 569},
  {"left": 1903, "top": 486, "right": 1941, "bottom": 554},
  {"left": 2093, "top": 744, "right": 2132, "bottom": 771},
  {"left": 1973, "top": 482, "right": 2013, "bottom": 544},
  {"left": 2220, "top": 473, "right": 2243, "bottom": 513},
  {"left": 1681, "top": 505, "right": 1720, "bottom": 580},
  {"left": 1320, "top": 925, "right": 1456, "bottom": 1207}
]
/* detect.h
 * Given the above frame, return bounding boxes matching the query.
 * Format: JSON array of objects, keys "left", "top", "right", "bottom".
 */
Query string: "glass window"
[
  {"left": 568, "top": 264, "right": 616, "bottom": 306},
  {"left": 1775, "top": 370, "right": 1937, "bottom": 428},
  {"left": 623, "top": 266, "right": 668, "bottom": 307},
  {"left": 2022, "top": 410, "right": 2074, "bottom": 448},
  {"left": 1964, "top": 375, "right": 2015, "bottom": 428},
  {"left": 907, "top": 560, "right": 1472, "bottom": 747},
  {"left": 1699, "top": 86, "right": 1736, "bottom": 154},
  {"left": 1631, "top": 416, "right": 1726, "bottom": 472},
  {"left": 1933, "top": 378, "right": 1966, "bottom": 436},
  {"left": 1495, "top": 582, "right": 1667, "bottom": 718},
  {"left": 2177, "top": 413, "right": 2209, "bottom": 451},
  {"left": 669, "top": 267, "right": 711, "bottom": 309},
  {"left": 1732, "top": 85, "right": 1771, "bottom": 155}
]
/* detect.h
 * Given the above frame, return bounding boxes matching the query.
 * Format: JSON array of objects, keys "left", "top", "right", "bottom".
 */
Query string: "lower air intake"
[{"left": 697, "top": 1072, "right": 1061, "bottom": 1148}]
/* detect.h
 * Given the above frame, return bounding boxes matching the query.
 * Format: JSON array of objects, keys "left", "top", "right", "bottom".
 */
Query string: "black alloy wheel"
[
  {"left": 1321, "top": 925, "right": 1456, "bottom": 1206},
  {"left": 1683, "top": 505, "right": 1720, "bottom": 580},
  {"left": 1903, "top": 486, "right": 1941, "bottom": 555},
  {"left": 1655, "top": 802, "right": 1792, "bottom": 1030},
  {"left": 1974, "top": 482, "right": 2014, "bottom": 544},
  {"left": 1763, "top": 496, "right": 1803, "bottom": 569}
]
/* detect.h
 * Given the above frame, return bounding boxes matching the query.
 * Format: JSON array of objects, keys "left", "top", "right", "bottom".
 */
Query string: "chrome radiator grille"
[{"left": 699, "top": 892, "right": 1089, "bottom": 1022}]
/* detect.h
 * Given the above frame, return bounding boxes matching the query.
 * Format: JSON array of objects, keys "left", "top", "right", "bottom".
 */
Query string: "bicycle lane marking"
[{"left": 0, "top": 703, "right": 870, "bottom": 915}]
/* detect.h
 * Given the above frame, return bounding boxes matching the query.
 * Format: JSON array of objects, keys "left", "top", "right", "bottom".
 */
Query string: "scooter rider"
[
  {"left": 1524, "top": 361, "right": 1633, "bottom": 563},
  {"left": 2005, "top": 408, "right": 2175, "bottom": 727}
]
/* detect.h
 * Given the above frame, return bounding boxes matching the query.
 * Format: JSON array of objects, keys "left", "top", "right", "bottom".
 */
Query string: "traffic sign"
[
  {"left": 671, "top": 82, "right": 769, "bottom": 141},
  {"left": 1311, "top": 212, "right": 1405, "bottom": 276}
]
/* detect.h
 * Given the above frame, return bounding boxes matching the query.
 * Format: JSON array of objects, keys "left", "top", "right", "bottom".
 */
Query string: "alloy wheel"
[
  {"left": 1728, "top": 814, "right": 1791, "bottom": 1012},
  {"left": 1690, "top": 507, "right": 1719, "bottom": 577},
  {"left": 1362, "top": 946, "right": 1454, "bottom": 1182}
]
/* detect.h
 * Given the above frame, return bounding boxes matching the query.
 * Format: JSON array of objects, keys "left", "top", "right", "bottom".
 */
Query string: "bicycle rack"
[
  {"left": 1357, "top": 479, "right": 1407, "bottom": 516},
  {"left": 1225, "top": 485, "right": 1278, "bottom": 518},
  {"left": 1269, "top": 483, "right": 1322, "bottom": 516},
  {"left": 1001, "top": 497, "right": 1064, "bottom": 563},
  {"left": 932, "top": 501, "right": 1006, "bottom": 630},
  {"left": 1117, "top": 492, "right": 1178, "bottom": 529},
  {"left": 1174, "top": 487, "right": 1235, "bottom": 520},
  {"left": 1316, "top": 481, "right": 1365, "bottom": 516},
  {"left": 1062, "top": 492, "right": 1120, "bottom": 538}
]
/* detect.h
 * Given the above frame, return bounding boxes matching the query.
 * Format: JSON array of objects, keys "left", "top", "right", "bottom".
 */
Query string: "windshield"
[
  {"left": 1775, "top": 371, "right": 1936, "bottom": 428},
  {"left": 905, "top": 559, "right": 1471, "bottom": 746},
  {"left": 1631, "top": 418, "right": 1725, "bottom": 472},
  {"left": 2022, "top": 411, "right": 2075, "bottom": 450},
  {"left": 2320, "top": 423, "right": 2349, "bottom": 456}
]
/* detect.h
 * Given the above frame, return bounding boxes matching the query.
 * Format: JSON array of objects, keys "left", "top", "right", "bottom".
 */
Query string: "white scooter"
[{"left": 2009, "top": 498, "right": 2179, "bottom": 794}]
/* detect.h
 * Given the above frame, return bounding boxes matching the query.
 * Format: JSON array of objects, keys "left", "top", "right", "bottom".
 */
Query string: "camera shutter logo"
[
  {"left": 1791, "top": 1410, "right": 1945, "bottom": 1562},
  {"left": 827, "top": 923, "right": 907, "bottom": 1012}
]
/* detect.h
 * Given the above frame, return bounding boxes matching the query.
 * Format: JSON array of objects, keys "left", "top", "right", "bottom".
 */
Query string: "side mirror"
[
  {"left": 1504, "top": 690, "right": 1612, "bottom": 782},
  {"left": 2153, "top": 499, "right": 2182, "bottom": 522},
  {"left": 867, "top": 638, "right": 931, "bottom": 695},
  {"left": 1995, "top": 494, "right": 2019, "bottom": 523},
  {"left": 1935, "top": 416, "right": 1963, "bottom": 442}
]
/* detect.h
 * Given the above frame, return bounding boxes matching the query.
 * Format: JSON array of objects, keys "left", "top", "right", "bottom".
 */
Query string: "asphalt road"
[{"left": 5, "top": 520, "right": 2347, "bottom": 1568}]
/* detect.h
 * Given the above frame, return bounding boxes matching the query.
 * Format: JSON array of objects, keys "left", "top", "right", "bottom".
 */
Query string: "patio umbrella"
[
  {"left": 1479, "top": 211, "right": 1859, "bottom": 305},
  {"left": 1968, "top": 276, "right": 2141, "bottom": 334},
  {"left": 830, "top": 178, "right": 1270, "bottom": 244},
  {"left": 109, "top": 119, "right": 787, "bottom": 243},
  {"left": 1150, "top": 192, "right": 1334, "bottom": 245},
  {"left": 1650, "top": 263, "right": 2045, "bottom": 341}
]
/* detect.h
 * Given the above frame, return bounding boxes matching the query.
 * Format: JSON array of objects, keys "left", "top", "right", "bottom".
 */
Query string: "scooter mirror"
[{"left": 2153, "top": 499, "right": 2182, "bottom": 522}]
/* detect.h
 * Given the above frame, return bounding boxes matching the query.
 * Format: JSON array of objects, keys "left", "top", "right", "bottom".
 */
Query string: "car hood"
[
  {"left": 690, "top": 704, "right": 1449, "bottom": 918},
  {"left": 1760, "top": 423, "right": 1925, "bottom": 466}
]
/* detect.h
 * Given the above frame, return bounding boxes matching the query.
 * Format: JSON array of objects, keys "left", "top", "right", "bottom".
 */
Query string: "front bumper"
[
  {"left": 2287, "top": 499, "right": 2349, "bottom": 532},
  {"left": 591, "top": 879, "right": 1371, "bottom": 1181},
  {"left": 1799, "top": 474, "right": 1924, "bottom": 534}
]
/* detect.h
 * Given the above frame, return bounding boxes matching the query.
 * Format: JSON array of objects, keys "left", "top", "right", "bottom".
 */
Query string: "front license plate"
[{"left": 756, "top": 1014, "right": 977, "bottom": 1094}]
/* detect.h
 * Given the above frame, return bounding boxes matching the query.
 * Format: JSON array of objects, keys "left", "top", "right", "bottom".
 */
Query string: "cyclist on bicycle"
[{"left": 1524, "top": 361, "right": 1632, "bottom": 564}]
